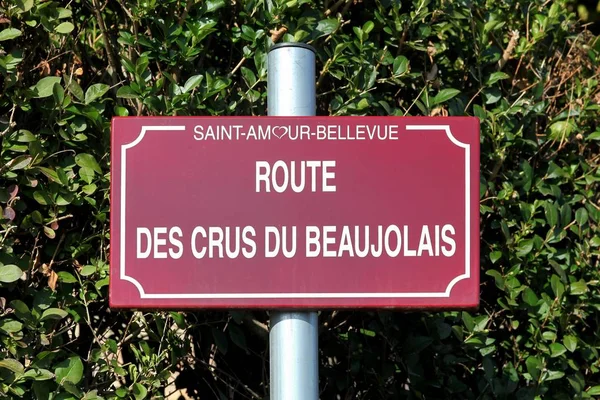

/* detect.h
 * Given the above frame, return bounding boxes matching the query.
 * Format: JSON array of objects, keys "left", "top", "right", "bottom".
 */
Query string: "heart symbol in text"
[{"left": 272, "top": 125, "right": 290, "bottom": 139}]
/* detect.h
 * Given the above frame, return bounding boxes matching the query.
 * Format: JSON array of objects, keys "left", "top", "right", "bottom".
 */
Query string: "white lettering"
[
  {"left": 242, "top": 226, "right": 256, "bottom": 258},
  {"left": 385, "top": 225, "right": 401, "bottom": 257},
  {"left": 169, "top": 227, "right": 183, "bottom": 259},
  {"left": 306, "top": 226, "right": 320, "bottom": 257},
  {"left": 322, "top": 161, "right": 336, "bottom": 192},
  {"left": 337, "top": 226, "right": 354, "bottom": 257},
  {"left": 322, "top": 226, "right": 336, "bottom": 257},
  {"left": 281, "top": 226, "right": 297, "bottom": 258},
  {"left": 441, "top": 224, "right": 456, "bottom": 257},
  {"left": 272, "top": 160, "right": 289, "bottom": 193},
  {"left": 209, "top": 228, "right": 224, "bottom": 258},
  {"left": 256, "top": 161, "right": 270, "bottom": 192},
  {"left": 403, "top": 225, "right": 416, "bottom": 256},
  {"left": 265, "top": 226, "right": 280, "bottom": 258},
  {"left": 153, "top": 227, "right": 168, "bottom": 259},
  {"left": 417, "top": 226, "right": 433, "bottom": 256},
  {"left": 136, "top": 227, "right": 152, "bottom": 258},
  {"left": 255, "top": 161, "right": 336, "bottom": 193},
  {"left": 191, "top": 227, "right": 207, "bottom": 258}
]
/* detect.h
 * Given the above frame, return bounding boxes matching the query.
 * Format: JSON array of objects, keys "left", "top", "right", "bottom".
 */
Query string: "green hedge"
[{"left": 1, "top": 0, "right": 599, "bottom": 398}]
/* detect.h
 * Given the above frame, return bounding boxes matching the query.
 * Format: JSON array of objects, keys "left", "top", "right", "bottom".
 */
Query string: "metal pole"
[{"left": 267, "top": 43, "right": 319, "bottom": 400}]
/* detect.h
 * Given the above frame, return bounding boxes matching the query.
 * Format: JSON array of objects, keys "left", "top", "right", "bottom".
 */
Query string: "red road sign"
[{"left": 110, "top": 117, "right": 480, "bottom": 309}]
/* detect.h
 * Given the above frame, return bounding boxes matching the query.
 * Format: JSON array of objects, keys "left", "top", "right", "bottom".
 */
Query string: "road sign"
[{"left": 110, "top": 116, "right": 480, "bottom": 309}]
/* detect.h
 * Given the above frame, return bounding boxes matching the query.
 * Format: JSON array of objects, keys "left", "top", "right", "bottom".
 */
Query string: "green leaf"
[
  {"left": 34, "top": 290, "right": 55, "bottom": 310},
  {"left": 170, "top": 312, "right": 186, "bottom": 329},
  {"left": 315, "top": 18, "right": 339, "bottom": 37},
  {"left": 228, "top": 324, "right": 247, "bottom": 351},
  {"left": 53, "top": 83, "right": 65, "bottom": 105},
  {"left": 0, "top": 319, "right": 23, "bottom": 334},
  {"left": 55, "top": 356, "right": 84, "bottom": 385},
  {"left": 55, "top": 22, "right": 74, "bottom": 34},
  {"left": 33, "top": 76, "right": 62, "bottom": 98},
  {"left": 211, "top": 328, "right": 228, "bottom": 355},
  {"left": 550, "top": 343, "right": 566, "bottom": 357},
  {"left": 542, "top": 331, "right": 556, "bottom": 341},
  {"left": 546, "top": 162, "right": 565, "bottom": 179},
  {"left": 33, "top": 191, "right": 53, "bottom": 205},
  {"left": 587, "top": 131, "right": 600, "bottom": 141},
  {"left": 132, "top": 383, "right": 148, "bottom": 400},
  {"left": 80, "top": 265, "right": 96, "bottom": 276},
  {"left": 57, "top": 168, "right": 69, "bottom": 186},
  {"left": 474, "top": 315, "right": 489, "bottom": 331},
  {"left": 95, "top": 276, "right": 109, "bottom": 291},
  {"left": 15, "top": 0, "right": 34, "bottom": 13},
  {"left": 67, "top": 79, "right": 84, "bottom": 102},
  {"left": 516, "top": 239, "right": 534, "bottom": 257},
  {"left": 8, "top": 384, "right": 26, "bottom": 396},
  {"left": 116, "top": 86, "right": 138, "bottom": 99},
  {"left": 575, "top": 207, "right": 588, "bottom": 225},
  {"left": 37, "top": 167, "right": 61, "bottom": 183},
  {"left": 0, "top": 28, "right": 22, "bottom": 41},
  {"left": 393, "top": 56, "right": 409, "bottom": 76},
  {"left": 240, "top": 25, "right": 256, "bottom": 41},
  {"left": 54, "top": 392, "right": 78, "bottom": 400},
  {"left": 114, "top": 106, "right": 129, "bottom": 116},
  {"left": 550, "top": 274, "right": 564, "bottom": 298},
  {"left": 85, "top": 83, "right": 110, "bottom": 104},
  {"left": 544, "top": 201, "right": 559, "bottom": 227},
  {"left": 14, "top": 129, "right": 36, "bottom": 142},
  {"left": 545, "top": 370, "right": 565, "bottom": 381},
  {"left": 75, "top": 153, "right": 102, "bottom": 174},
  {"left": 82, "top": 184, "right": 97, "bottom": 195},
  {"left": 184, "top": 75, "right": 204, "bottom": 92},
  {"left": 62, "top": 381, "right": 83, "bottom": 397},
  {"left": 41, "top": 308, "right": 68, "bottom": 321},
  {"left": 240, "top": 67, "right": 257, "bottom": 88},
  {"left": 570, "top": 280, "right": 588, "bottom": 295},
  {"left": 549, "top": 260, "right": 568, "bottom": 283},
  {"left": 430, "top": 88, "right": 460, "bottom": 106},
  {"left": 462, "top": 311, "right": 474, "bottom": 331},
  {"left": 522, "top": 287, "right": 539, "bottom": 306},
  {"left": 588, "top": 386, "right": 600, "bottom": 395},
  {"left": 57, "top": 271, "right": 77, "bottom": 283},
  {"left": 57, "top": 7, "right": 72, "bottom": 18},
  {"left": 548, "top": 121, "right": 576, "bottom": 140},
  {"left": 0, "top": 264, "right": 23, "bottom": 283},
  {"left": 563, "top": 335, "right": 577, "bottom": 352},
  {"left": 489, "top": 251, "right": 502, "bottom": 264},
  {"left": 525, "top": 356, "right": 541, "bottom": 380},
  {"left": 8, "top": 155, "right": 32, "bottom": 171},
  {"left": 23, "top": 368, "right": 54, "bottom": 381},
  {"left": 10, "top": 299, "right": 31, "bottom": 320},
  {"left": 206, "top": 0, "right": 225, "bottom": 12},
  {"left": 79, "top": 167, "right": 95, "bottom": 184},
  {"left": 485, "top": 71, "right": 510, "bottom": 85},
  {"left": 483, "top": 88, "right": 502, "bottom": 104},
  {"left": 486, "top": 269, "right": 504, "bottom": 288},
  {"left": 44, "top": 226, "right": 56, "bottom": 239},
  {"left": 0, "top": 359, "right": 25, "bottom": 375}
]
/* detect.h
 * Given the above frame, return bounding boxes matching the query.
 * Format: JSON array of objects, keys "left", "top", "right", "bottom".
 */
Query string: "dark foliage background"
[{"left": 1, "top": 0, "right": 599, "bottom": 399}]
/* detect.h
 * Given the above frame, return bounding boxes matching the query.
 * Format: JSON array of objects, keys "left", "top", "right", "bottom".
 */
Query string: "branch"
[
  {"left": 90, "top": 0, "right": 121, "bottom": 85},
  {"left": 228, "top": 57, "right": 247, "bottom": 77},
  {"left": 178, "top": 0, "right": 194, "bottom": 26}
]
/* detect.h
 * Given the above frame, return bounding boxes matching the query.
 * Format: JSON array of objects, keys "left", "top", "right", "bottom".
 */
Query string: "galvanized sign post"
[{"left": 267, "top": 43, "right": 319, "bottom": 400}]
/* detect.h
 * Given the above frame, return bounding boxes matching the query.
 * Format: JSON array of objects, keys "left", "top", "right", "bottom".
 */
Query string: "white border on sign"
[{"left": 119, "top": 124, "right": 470, "bottom": 299}]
